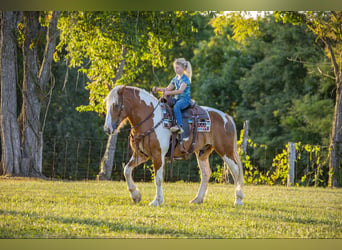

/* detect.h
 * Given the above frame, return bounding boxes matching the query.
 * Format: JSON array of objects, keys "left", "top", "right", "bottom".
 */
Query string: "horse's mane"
[
  {"left": 105, "top": 85, "right": 158, "bottom": 113},
  {"left": 105, "top": 85, "right": 122, "bottom": 113},
  {"left": 131, "top": 86, "right": 158, "bottom": 106}
]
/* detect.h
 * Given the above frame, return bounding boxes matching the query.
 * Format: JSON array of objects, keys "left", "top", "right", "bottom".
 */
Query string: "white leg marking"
[
  {"left": 124, "top": 163, "right": 141, "bottom": 203},
  {"left": 149, "top": 120, "right": 169, "bottom": 207},
  {"left": 191, "top": 157, "right": 211, "bottom": 204},
  {"left": 149, "top": 165, "right": 164, "bottom": 206}
]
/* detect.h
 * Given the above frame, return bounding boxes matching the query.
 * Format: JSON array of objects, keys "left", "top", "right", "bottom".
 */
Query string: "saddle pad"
[{"left": 160, "top": 103, "right": 211, "bottom": 138}]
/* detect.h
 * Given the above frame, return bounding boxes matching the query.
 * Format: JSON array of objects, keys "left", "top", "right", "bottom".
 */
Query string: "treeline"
[
  {"left": 0, "top": 11, "right": 340, "bottom": 186},
  {"left": 192, "top": 14, "right": 334, "bottom": 172}
]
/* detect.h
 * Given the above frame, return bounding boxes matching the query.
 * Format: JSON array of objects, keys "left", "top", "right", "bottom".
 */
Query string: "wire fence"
[
  {"left": 42, "top": 134, "right": 201, "bottom": 182},
  {"left": 43, "top": 136, "right": 108, "bottom": 180},
  {"left": 42, "top": 135, "right": 331, "bottom": 186}
]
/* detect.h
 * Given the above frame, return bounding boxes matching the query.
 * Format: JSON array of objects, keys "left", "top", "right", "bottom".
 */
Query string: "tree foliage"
[
  {"left": 1, "top": 11, "right": 337, "bottom": 185},
  {"left": 193, "top": 13, "right": 334, "bottom": 173},
  {"left": 274, "top": 11, "right": 341, "bottom": 187},
  {"left": 192, "top": 18, "right": 252, "bottom": 117},
  {"left": 57, "top": 11, "right": 197, "bottom": 113}
]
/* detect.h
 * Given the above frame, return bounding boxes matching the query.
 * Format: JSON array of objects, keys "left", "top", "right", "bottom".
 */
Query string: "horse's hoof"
[
  {"left": 131, "top": 189, "right": 141, "bottom": 203},
  {"left": 149, "top": 198, "right": 163, "bottom": 206},
  {"left": 234, "top": 199, "right": 244, "bottom": 206},
  {"left": 133, "top": 196, "right": 141, "bottom": 203},
  {"left": 190, "top": 198, "right": 203, "bottom": 204},
  {"left": 149, "top": 201, "right": 159, "bottom": 206}
]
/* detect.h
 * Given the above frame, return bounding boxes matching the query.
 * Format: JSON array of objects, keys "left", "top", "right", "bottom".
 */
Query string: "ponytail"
[{"left": 185, "top": 61, "right": 192, "bottom": 82}]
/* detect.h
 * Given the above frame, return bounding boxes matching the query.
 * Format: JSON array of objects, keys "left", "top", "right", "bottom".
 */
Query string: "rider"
[{"left": 153, "top": 58, "right": 192, "bottom": 134}]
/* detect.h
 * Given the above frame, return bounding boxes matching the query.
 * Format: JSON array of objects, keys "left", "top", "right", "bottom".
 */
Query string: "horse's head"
[{"left": 104, "top": 85, "right": 126, "bottom": 135}]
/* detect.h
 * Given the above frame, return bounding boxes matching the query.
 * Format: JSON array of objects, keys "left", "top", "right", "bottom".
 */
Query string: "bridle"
[
  {"left": 109, "top": 89, "right": 162, "bottom": 134},
  {"left": 110, "top": 92, "right": 125, "bottom": 132},
  {"left": 108, "top": 88, "right": 164, "bottom": 162}
]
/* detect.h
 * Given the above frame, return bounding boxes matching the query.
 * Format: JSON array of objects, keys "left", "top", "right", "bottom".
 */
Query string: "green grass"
[{"left": 0, "top": 177, "right": 341, "bottom": 238}]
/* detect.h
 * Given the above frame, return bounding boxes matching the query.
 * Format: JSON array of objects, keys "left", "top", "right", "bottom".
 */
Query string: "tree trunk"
[
  {"left": 329, "top": 78, "right": 342, "bottom": 187},
  {"left": 325, "top": 39, "right": 342, "bottom": 187},
  {"left": 0, "top": 11, "right": 22, "bottom": 176},
  {"left": 18, "top": 11, "right": 60, "bottom": 177},
  {"left": 19, "top": 11, "right": 42, "bottom": 176},
  {"left": 98, "top": 133, "right": 118, "bottom": 180},
  {"left": 98, "top": 46, "right": 127, "bottom": 180}
]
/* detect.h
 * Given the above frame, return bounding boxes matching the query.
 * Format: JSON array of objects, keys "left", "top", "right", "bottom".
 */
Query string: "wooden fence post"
[
  {"left": 242, "top": 120, "right": 249, "bottom": 155},
  {"left": 287, "top": 142, "right": 296, "bottom": 187}
]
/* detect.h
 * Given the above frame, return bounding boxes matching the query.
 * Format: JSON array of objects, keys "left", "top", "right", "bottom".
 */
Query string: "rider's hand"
[{"left": 163, "top": 90, "right": 171, "bottom": 97}]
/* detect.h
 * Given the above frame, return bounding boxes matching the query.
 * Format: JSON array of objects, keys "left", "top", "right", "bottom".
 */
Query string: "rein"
[
  {"left": 128, "top": 101, "right": 161, "bottom": 132},
  {"left": 114, "top": 93, "right": 161, "bottom": 133},
  {"left": 113, "top": 92, "right": 163, "bottom": 161}
]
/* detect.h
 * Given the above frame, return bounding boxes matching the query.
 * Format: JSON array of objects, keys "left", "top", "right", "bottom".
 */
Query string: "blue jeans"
[{"left": 173, "top": 98, "right": 191, "bottom": 127}]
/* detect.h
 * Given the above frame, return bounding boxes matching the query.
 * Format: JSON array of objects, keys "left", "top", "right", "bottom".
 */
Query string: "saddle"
[{"left": 160, "top": 96, "right": 211, "bottom": 178}]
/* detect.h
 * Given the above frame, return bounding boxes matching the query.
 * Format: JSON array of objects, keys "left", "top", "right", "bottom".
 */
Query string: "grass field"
[{"left": 0, "top": 178, "right": 341, "bottom": 238}]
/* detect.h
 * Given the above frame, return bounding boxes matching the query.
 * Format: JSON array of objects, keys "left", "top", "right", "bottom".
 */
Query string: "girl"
[{"left": 153, "top": 58, "right": 192, "bottom": 134}]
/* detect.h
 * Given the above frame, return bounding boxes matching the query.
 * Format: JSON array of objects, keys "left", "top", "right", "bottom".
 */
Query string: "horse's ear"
[{"left": 118, "top": 85, "right": 126, "bottom": 95}]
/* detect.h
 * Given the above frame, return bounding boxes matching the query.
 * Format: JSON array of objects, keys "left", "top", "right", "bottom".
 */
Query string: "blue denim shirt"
[{"left": 171, "top": 74, "right": 191, "bottom": 102}]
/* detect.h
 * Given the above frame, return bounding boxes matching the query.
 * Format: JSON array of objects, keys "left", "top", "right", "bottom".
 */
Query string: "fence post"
[
  {"left": 287, "top": 142, "right": 296, "bottom": 187},
  {"left": 242, "top": 120, "right": 249, "bottom": 155}
]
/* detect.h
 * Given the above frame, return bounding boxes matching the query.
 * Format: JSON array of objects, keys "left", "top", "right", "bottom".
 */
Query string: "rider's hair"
[{"left": 174, "top": 58, "right": 192, "bottom": 82}]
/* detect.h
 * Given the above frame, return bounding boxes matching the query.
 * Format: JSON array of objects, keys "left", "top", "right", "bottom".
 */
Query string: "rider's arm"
[
  {"left": 153, "top": 83, "right": 174, "bottom": 93},
  {"left": 163, "top": 83, "right": 186, "bottom": 96}
]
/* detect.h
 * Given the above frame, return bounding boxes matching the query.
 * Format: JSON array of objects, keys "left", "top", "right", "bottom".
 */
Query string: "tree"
[
  {"left": 0, "top": 11, "right": 60, "bottom": 177},
  {"left": 274, "top": 11, "right": 342, "bottom": 186},
  {"left": 0, "top": 11, "right": 21, "bottom": 175},
  {"left": 192, "top": 18, "right": 252, "bottom": 118},
  {"left": 58, "top": 11, "right": 197, "bottom": 113},
  {"left": 201, "top": 12, "right": 333, "bottom": 175},
  {"left": 57, "top": 11, "right": 198, "bottom": 179},
  {"left": 41, "top": 58, "right": 110, "bottom": 180}
]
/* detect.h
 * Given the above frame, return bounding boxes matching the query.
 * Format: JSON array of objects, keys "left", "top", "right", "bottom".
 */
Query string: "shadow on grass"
[
  {"left": 238, "top": 202, "right": 340, "bottom": 227},
  {"left": 0, "top": 209, "right": 221, "bottom": 238}
]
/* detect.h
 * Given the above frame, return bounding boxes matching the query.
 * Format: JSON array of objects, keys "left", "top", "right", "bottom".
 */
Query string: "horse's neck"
[{"left": 125, "top": 88, "right": 158, "bottom": 129}]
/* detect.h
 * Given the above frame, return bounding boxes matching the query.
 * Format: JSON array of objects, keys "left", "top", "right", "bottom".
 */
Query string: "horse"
[{"left": 103, "top": 85, "right": 244, "bottom": 206}]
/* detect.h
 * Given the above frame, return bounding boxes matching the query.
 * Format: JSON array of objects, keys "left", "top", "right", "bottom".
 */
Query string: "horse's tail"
[{"left": 226, "top": 115, "right": 244, "bottom": 193}]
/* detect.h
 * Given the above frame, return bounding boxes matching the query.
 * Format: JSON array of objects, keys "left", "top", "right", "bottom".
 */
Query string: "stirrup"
[
  {"left": 170, "top": 126, "right": 179, "bottom": 132},
  {"left": 170, "top": 125, "right": 184, "bottom": 134}
]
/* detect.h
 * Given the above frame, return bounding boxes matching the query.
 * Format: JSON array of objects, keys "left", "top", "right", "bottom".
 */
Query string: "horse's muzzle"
[
  {"left": 104, "top": 127, "right": 112, "bottom": 135},
  {"left": 104, "top": 121, "right": 118, "bottom": 135}
]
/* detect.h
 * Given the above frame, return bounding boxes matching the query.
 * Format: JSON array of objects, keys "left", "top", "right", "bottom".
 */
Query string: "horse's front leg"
[
  {"left": 124, "top": 154, "right": 147, "bottom": 203},
  {"left": 149, "top": 155, "right": 165, "bottom": 206}
]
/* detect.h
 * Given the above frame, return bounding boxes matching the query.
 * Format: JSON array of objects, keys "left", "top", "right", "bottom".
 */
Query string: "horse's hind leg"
[
  {"left": 223, "top": 155, "right": 244, "bottom": 206},
  {"left": 124, "top": 154, "right": 147, "bottom": 203},
  {"left": 190, "top": 147, "right": 213, "bottom": 204}
]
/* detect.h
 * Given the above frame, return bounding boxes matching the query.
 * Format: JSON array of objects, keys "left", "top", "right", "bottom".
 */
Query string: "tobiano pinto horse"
[{"left": 104, "top": 85, "right": 244, "bottom": 206}]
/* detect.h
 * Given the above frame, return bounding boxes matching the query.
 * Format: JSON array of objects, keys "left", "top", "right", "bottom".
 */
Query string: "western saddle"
[{"left": 160, "top": 96, "right": 211, "bottom": 178}]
